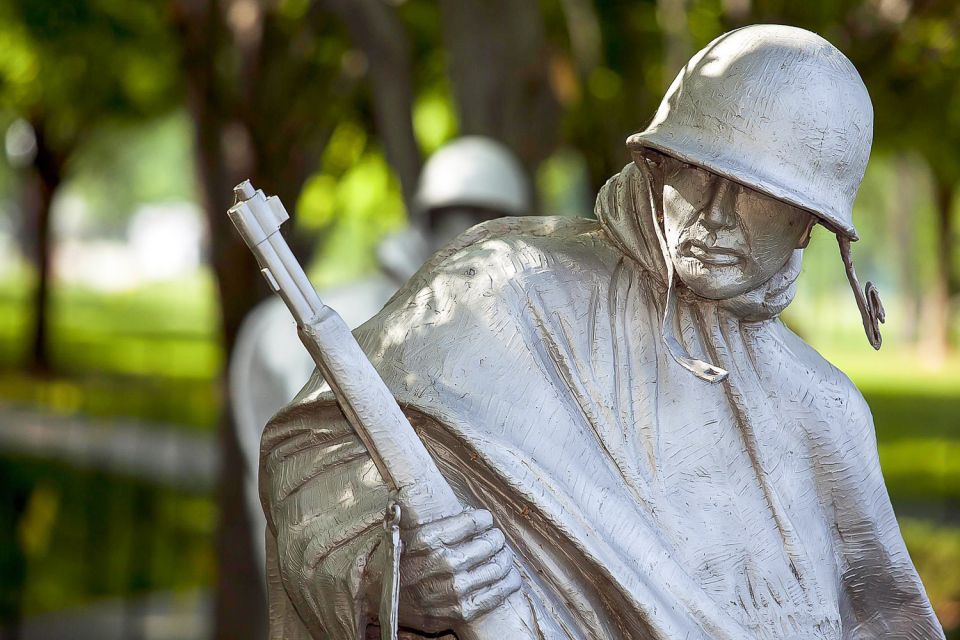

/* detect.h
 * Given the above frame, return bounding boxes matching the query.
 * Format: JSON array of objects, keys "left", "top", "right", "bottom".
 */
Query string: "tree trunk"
[
  {"left": 922, "top": 177, "right": 955, "bottom": 360},
  {"left": 438, "top": 0, "right": 561, "bottom": 180},
  {"left": 25, "top": 122, "right": 64, "bottom": 375},
  {"left": 195, "top": 85, "right": 268, "bottom": 640},
  {"left": 891, "top": 155, "right": 920, "bottom": 342},
  {"left": 324, "top": 0, "right": 422, "bottom": 211},
  {"left": 174, "top": 2, "right": 267, "bottom": 638},
  {"left": 201, "top": 119, "right": 270, "bottom": 640},
  {"left": 173, "top": 1, "right": 421, "bottom": 635},
  {"left": 656, "top": 0, "right": 691, "bottom": 84},
  {"left": 557, "top": 0, "right": 602, "bottom": 75}
]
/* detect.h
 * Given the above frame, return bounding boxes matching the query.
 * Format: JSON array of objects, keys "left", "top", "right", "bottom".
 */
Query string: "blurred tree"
[
  {"left": 169, "top": 0, "right": 426, "bottom": 636},
  {"left": 323, "top": 0, "right": 422, "bottom": 208},
  {"left": 170, "top": 2, "right": 340, "bottom": 637},
  {"left": 66, "top": 114, "right": 200, "bottom": 234},
  {"left": 538, "top": 0, "right": 690, "bottom": 194},
  {"left": 858, "top": 5, "right": 960, "bottom": 356},
  {"left": 438, "top": 0, "right": 562, "bottom": 185},
  {"left": 657, "top": 0, "right": 693, "bottom": 80},
  {"left": 0, "top": 0, "right": 180, "bottom": 374}
]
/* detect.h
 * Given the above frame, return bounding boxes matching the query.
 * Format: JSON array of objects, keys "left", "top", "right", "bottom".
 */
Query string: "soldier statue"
[
  {"left": 256, "top": 25, "right": 945, "bottom": 640},
  {"left": 229, "top": 137, "right": 531, "bottom": 576}
]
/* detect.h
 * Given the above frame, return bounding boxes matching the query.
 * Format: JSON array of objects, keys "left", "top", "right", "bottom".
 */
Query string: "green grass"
[
  {"left": 0, "top": 456, "right": 215, "bottom": 621},
  {"left": 0, "top": 276, "right": 222, "bottom": 430},
  {"left": 49, "top": 276, "right": 221, "bottom": 380},
  {"left": 0, "top": 372, "right": 220, "bottom": 431},
  {"left": 900, "top": 518, "right": 960, "bottom": 634},
  {"left": 0, "top": 278, "right": 222, "bottom": 623},
  {"left": 823, "top": 346, "right": 960, "bottom": 504},
  {"left": 0, "top": 274, "right": 220, "bottom": 379}
]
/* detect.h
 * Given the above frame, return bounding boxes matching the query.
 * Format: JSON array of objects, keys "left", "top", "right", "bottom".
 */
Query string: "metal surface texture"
[
  {"left": 627, "top": 24, "right": 871, "bottom": 241},
  {"left": 229, "top": 136, "right": 531, "bottom": 603},
  {"left": 230, "top": 182, "right": 536, "bottom": 640},
  {"left": 629, "top": 24, "right": 885, "bottom": 350},
  {"left": 256, "top": 26, "right": 943, "bottom": 640}
]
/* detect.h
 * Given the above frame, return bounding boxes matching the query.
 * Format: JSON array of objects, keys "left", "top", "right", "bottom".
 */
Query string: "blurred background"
[{"left": 0, "top": 0, "right": 957, "bottom": 638}]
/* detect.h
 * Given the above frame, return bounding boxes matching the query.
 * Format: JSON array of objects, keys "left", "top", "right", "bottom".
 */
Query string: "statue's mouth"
[{"left": 681, "top": 240, "right": 742, "bottom": 266}]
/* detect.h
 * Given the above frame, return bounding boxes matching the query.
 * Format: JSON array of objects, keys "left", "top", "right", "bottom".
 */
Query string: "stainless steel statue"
[
  {"left": 228, "top": 137, "right": 530, "bottom": 577},
  {"left": 249, "top": 25, "right": 944, "bottom": 640}
]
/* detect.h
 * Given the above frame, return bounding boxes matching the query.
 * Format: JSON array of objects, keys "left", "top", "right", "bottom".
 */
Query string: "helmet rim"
[{"left": 627, "top": 133, "right": 859, "bottom": 241}]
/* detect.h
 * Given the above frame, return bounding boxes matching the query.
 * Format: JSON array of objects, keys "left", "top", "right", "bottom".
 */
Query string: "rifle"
[{"left": 227, "top": 181, "right": 535, "bottom": 640}]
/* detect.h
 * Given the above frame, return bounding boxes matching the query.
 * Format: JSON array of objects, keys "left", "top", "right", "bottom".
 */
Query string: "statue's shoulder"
[
  {"left": 436, "top": 215, "right": 605, "bottom": 261},
  {"left": 774, "top": 323, "right": 876, "bottom": 435},
  {"left": 356, "top": 216, "right": 623, "bottom": 371},
  {"left": 463, "top": 214, "right": 600, "bottom": 242},
  {"left": 406, "top": 215, "right": 618, "bottom": 294}
]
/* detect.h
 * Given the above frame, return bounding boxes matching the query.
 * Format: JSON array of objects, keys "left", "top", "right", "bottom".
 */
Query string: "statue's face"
[{"left": 661, "top": 157, "right": 815, "bottom": 300}]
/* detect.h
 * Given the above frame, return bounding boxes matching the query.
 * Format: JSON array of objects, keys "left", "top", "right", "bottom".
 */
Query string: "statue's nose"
[{"left": 701, "top": 179, "right": 737, "bottom": 230}]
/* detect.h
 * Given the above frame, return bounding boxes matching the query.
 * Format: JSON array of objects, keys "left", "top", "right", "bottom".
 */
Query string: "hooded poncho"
[{"left": 260, "top": 163, "right": 944, "bottom": 640}]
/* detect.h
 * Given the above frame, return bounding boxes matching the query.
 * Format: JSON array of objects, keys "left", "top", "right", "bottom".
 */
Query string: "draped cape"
[{"left": 260, "top": 163, "right": 943, "bottom": 639}]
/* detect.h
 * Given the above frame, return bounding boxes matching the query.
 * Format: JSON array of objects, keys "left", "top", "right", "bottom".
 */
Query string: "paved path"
[
  {"left": 0, "top": 590, "right": 211, "bottom": 640},
  {"left": 0, "top": 405, "right": 218, "bottom": 491},
  {"left": 0, "top": 408, "right": 218, "bottom": 639}
]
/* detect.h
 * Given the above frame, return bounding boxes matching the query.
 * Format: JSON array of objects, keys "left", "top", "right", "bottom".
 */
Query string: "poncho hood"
[
  {"left": 263, "top": 164, "right": 942, "bottom": 639},
  {"left": 598, "top": 162, "right": 803, "bottom": 321}
]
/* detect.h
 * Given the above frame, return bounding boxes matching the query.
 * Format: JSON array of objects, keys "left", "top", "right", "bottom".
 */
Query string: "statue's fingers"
[
  {"left": 402, "top": 565, "right": 522, "bottom": 627},
  {"left": 451, "top": 547, "right": 514, "bottom": 598},
  {"left": 403, "top": 528, "right": 506, "bottom": 585},
  {"left": 404, "top": 509, "right": 494, "bottom": 555},
  {"left": 443, "top": 527, "right": 506, "bottom": 572},
  {"left": 459, "top": 568, "right": 523, "bottom": 622}
]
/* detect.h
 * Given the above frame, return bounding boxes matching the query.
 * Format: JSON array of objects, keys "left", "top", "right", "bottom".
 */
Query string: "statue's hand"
[{"left": 398, "top": 508, "right": 521, "bottom": 633}]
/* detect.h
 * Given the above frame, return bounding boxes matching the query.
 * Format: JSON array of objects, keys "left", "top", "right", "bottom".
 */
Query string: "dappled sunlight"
[
  {"left": 377, "top": 236, "right": 523, "bottom": 355},
  {"left": 0, "top": 1, "right": 957, "bottom": 637}
]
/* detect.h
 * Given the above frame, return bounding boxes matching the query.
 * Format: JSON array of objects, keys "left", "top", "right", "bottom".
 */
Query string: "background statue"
[
  {"left": 229, "top": 137, "right": 531, "bottom": 575},
  {"left": 260, "top": 26, "right": 945, "bottom": 640}
]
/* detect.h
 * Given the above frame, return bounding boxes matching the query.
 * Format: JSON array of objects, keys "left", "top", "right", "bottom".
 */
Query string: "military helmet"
[
  {"left": 413, "top": 136, "right": 530, "bottom": 218},
  {"left": 627, "top": 24, "right": 873, "bottom": 241}
]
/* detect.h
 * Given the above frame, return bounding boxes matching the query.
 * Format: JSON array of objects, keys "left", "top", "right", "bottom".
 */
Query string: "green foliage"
[
  {"left": 0, "top": 0, "right": 180, "bottom": 151},
  {"left": 1, "top": 456, "right": 213, "bottom": 618},
  {"left": 294, "top": 118, "right": 407, "bottom": 287},
  {"left": 413, "top": 89, "right": 458, "bottom": 155},
  {"left": 301, "top": 153, "right": 406, "bottom": 287},
  {"left": 866, "top": 7, "right": 960, "bottom": 183},
  {"left": 537, "top": 148, "right": 593, "bottom": 217}
]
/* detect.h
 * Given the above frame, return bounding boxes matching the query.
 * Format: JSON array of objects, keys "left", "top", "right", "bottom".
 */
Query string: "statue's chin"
[
  {"left": 674, "top": 268, "right": 755, "bottom": 301},
  {"left": 684, "top": 283, "right": 747, "bottom": 301}
]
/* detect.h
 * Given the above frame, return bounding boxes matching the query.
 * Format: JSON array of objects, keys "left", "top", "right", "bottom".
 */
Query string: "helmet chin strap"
[
  {"left": 837, "top": 235, "right": 885, "bottom": 350},
  {"left": 642, "top": 155, "right": 729, "bottom": 384}
]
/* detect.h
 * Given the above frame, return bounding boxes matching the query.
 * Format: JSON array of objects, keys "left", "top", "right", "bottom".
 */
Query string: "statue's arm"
[
  {"left": 835, "top": 393, "right": 945, "bottom": 639},
  {"left": 261, "top": 403, "right": 390, "bottom": 639},
  {"left": 260, "top": 402, "right": 521, "bottom": 638}
]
